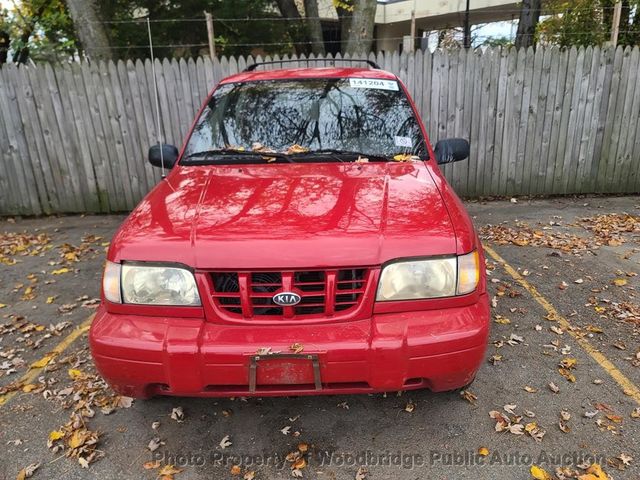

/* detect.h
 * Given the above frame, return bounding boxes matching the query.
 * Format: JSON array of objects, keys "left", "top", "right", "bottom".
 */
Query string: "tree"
[
  {"left": 538, "top": 0, "right": 640, "bottom": 48},
  {"left": 0, "top": 13, "right": 9, "bottom": 64},
  {"left": 2, "top": 0, "right": 79, "bottom": 63},
  {"left": 515, "top": 0, "right": 542, "bottom": 48},
  {"left": 273, "top": 0, "right": 308, "bottom": 54},
  {"left": 101, "top": 0, "right": 297, "bottom": 59},
  {"left": 64, "top": 0, "right": 112, "bottom": 60},
  {"left": 303, "top": 0, "right": 325, "bottom": 55},
  {"left": 335, "top": 0, "right": 377, "bottom": 54}
]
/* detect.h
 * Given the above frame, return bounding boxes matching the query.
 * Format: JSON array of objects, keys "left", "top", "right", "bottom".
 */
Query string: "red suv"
[{"left": 90, "top": 61, "right": 490, "bottom": 398}]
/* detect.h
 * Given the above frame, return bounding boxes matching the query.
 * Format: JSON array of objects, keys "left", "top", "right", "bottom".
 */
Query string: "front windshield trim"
[{"left": 179, "top": 77, "right": 429, "bottom": 166}]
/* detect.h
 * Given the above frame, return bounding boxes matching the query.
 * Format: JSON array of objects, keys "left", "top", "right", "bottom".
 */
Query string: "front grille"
[{"left": 210, "top": 268, "right": 370, "bottom": 319}]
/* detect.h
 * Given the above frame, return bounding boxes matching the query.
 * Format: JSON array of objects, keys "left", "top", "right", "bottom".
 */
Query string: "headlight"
[
  {"left": 376, "top": 250, "right": 480, "bottom": 301},
  {"left": 103, "top": 261, "right": 201, "bottom": 306}
]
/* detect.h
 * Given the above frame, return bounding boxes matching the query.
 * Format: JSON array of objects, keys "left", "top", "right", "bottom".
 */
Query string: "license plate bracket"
[{"left": 248, "top": 353, "right": 322, "bottom": 393}]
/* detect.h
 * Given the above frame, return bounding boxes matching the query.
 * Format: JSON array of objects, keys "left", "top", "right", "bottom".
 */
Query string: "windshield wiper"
[
  {"left": 289, "top": 149, "right": 392, "bottom": 162},
  {"left": 182, "top": 149, "right": 292, "bottom": 165}
]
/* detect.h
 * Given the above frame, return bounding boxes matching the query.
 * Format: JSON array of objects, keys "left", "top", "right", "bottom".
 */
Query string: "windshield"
[{"left": 183, "top": 78, "right": 427, "bottom": 162}]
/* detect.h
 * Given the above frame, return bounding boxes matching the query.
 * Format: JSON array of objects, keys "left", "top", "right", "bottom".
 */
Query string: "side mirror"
[
  {"left": 434, "top": 138, "right": 470, "bottom": 165},
  {"left": 148, "top": 144, "right": 179, "bottom": 169}
]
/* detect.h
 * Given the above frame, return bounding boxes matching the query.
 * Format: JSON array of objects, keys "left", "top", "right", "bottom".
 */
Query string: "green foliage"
[
  {"left": 3, "top": 0, "right": 78, "bottom": 62},
  {"left": 482, "top": 36, "right": 514, "bottom": 48},
  {"left": 538, "top": 0, "right": 640, "bottom": 47},
  {"left": 332, "top": 0, "right": 354, "bottom": 12},
  {"left": 101, "top": 0, "right": 298, "bottom": 59}
]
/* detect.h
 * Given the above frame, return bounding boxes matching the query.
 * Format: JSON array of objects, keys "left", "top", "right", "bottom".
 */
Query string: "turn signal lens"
[
  {"left": 457, "top": 250, "right": 480, "bottom": 295},
  {"left": 103, "top": 261, "right": 122, "bottom": 303}
]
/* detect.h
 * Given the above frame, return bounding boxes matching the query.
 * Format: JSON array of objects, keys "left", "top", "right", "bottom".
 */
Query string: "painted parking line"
[
  {"left": 483, "top": 244, "right": 640, "bottom": 406},
  {"left": 0, "top": 314, "right": 94, "bottom": 408}
]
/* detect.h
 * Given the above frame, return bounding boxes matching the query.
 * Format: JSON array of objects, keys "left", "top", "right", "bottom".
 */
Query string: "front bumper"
[{"left": 89, "top": 295, "right": 490, "bottom": 398}]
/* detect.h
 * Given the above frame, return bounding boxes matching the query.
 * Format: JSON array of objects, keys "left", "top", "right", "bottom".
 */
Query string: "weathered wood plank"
[{"left": 552, "top": 47, "right": 578, "bottom": 194}]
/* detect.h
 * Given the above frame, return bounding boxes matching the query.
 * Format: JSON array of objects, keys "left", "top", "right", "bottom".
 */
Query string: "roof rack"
[{"left": 244, "top": 58, "right": 380, "bottom": 72}]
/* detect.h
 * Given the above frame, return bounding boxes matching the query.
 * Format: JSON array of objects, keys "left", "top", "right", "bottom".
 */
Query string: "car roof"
[{"left": 219, "top": 67, "right": 398, "bottom": 84}]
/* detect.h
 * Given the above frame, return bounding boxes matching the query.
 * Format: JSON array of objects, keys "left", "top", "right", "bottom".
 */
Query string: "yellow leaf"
[
  {"left": 393, "top": 153, "right": 417, "bottom": 162},
  {"left": 31, "top": 354, "right": 54, "bottom": 369},
  {"left": 22, "top": 384, "right": 38, "bottom": 393},
  {"left": 530, "top": 465, "right": 552, "bottom": 480},
  {"left": 49, "top": 430, "right": 65, "bottom": 442},
  {"left": 68, "top": 429, "right": 85, "bottom": 449},
  {"left": 0, "top": 303, "right": 6, "bottom": 308},
  {"left": 158, "top": 464, "right": 182, "bottom": 476},
  {"left": 46, "top": 296, "right": 56, "bottom": 304},
  {"left": 51, "top": 268, "right": 70, "bottom": 275},
  {"left": 613, "top": 278, "right": 627, "bottom": 287},
  {"left": 68, "top": 369, "right": 82, "bottom": 379},
  {"left": 292, "top": 458, "right": 307, "bottom": 470},
  {"left": 143, "top": 460, "right": 160, "bottom": 470},
  {"left": 478, "top": 447, "right": 489, "bottom": 456},
  {"left": 64, "top": 252, "right": 78, "bottom": 262},
  {"left": 578, "top": 464, "right": 609, "bottom": 480}
]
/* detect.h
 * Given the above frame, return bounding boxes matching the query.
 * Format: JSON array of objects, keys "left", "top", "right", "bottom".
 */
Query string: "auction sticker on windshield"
[{"left": 349, "top": 78, "right": 399, "bottom": 91}]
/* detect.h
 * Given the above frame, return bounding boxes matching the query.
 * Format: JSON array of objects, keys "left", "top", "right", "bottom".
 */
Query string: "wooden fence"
[{"left": 1, "top": 46, "right": 640, "bottom": 215}]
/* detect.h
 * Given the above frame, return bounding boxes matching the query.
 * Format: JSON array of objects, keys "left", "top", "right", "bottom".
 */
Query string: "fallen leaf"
[
  {"left": 230, "top": 465, "right": 242, "bottom": 476},
  {"left": 170, "top": 407, "right": 184, "bottom": 422},
  {"left": 617, "top": 453, "right": 632, "bottom": 466},
  {"left": 460, "top": 390, "right": 477, "bottom": 403},
  {"left": 143, "top": 460, "right": 160, "bottom": 470},
  {"left": 30, "top": 354, "right": 54, "bottom": 369},
  {"left": 577, "top": 463, "right": 608, "bottom": 480},
  {"left": 613, "top": 278, "right": 628, "bottom": 287},
  {"left": 292, "top": 458, "right": 307, "bottom": 470},
  {"left": 219, "top": 435, "right": 232, "bottom": 449},
  {"left": 355, "top": 466, "right": 368, "bottom": 480},
  {"left": 550, "top": 326, "right": 564, "bottom": 335},
  {"left": 148, "top": 437, "right": 164, "bottom": 451},
  {"left": 16, "top": 463, "right": 39, "bottom": 480},
  {"left": 51, "top": 268, "right": 70, "bottom": 275},
  {"left": 478, "top": 447, "right": 489, "bottom": 456},
  {"left": 548, "top": 382, "right": 560, "bottom": 393},
  {"left": 530, "top": 465, "right": 552, "bottom": 480},
  {"left": 158, "top": 464, "right": 182, "bottom": 478},
  {"left": 404, "top": 400, "right": 415, "bottom": 413},
  {"left": 289, "top": 343, "right": 304, "bottom": 354},
  {"left": 392, "top": 153, "right": 418, "bottom": 162}
]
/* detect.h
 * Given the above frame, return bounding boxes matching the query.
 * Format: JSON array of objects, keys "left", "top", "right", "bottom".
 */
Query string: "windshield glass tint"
[{"left": 184, "top": 78, "right": 426, "bottom": 159}]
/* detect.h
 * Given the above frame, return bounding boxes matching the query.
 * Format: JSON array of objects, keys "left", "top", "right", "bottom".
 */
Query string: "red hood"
[{"left": 109, "top": 162, "right": 456, "bottom": 269}]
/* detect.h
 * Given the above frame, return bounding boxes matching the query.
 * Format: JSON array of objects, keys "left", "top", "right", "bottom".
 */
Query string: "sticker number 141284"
[{"left": 349, "top": 78, "right": 399, "bottom": 91}]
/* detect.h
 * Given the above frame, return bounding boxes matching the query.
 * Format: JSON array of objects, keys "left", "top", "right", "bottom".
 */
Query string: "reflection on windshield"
[{"left": 184, "top": 78, "right": 426, "bottom": 160}]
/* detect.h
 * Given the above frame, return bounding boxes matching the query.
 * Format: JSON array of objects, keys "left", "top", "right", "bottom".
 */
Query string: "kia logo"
[{"left": 272, "top": 292, "right": 301, "bottom": 306}]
